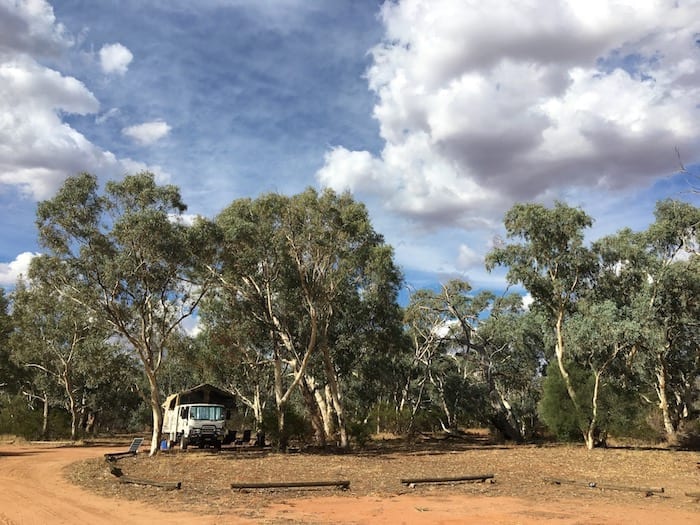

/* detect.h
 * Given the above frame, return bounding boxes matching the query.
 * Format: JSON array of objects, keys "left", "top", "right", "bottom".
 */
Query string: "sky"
[{"left": 1, "top": 0, "right": 699, "bottom": 296}]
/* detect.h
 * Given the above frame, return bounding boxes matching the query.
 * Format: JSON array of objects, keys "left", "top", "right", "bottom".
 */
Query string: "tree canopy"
[{"left": 0, "top": 175, "right": 697, "bottom": 451}]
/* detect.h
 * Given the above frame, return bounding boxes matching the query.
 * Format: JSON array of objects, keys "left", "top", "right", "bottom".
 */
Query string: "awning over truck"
[{"left": 162, "top": 383, "right": 236, "bottom": 410}]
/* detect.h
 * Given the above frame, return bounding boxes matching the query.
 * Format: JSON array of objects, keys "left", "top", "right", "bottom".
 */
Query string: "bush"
[
  {"left": 0, "top": 395, "right": 42, "bottom": 439},
  {"left": 0, "top": 395, "right": 70, "bottom": 439},
  {"left": 677, "top": 419, "right": 700, "bottom": 450},
  {"left": 538, "top": 362, "right": 589, "bottom": 441},
  {"left": 347, "top": 419, "right": 372, "bottom": 447},
  {"left": 261, "top": 404, "right": 313, "bottom": 447}
]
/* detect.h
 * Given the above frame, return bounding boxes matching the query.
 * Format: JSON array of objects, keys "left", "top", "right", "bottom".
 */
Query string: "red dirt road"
[
  {"left": 1, "top": 443, "right": 698, "bottom": 524},
  {"left": 0, "top": 444, "right": 220, "bottom": 525}
]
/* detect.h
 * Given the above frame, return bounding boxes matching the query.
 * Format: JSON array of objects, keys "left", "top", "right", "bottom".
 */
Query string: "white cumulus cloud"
[
  {"left": 0, "top": 251, "right": 39, "bottom": 286},
  {"left": 120, "top": 157, "right": 173, "bottom": 184},
  {"left": 0, "top": 56, "right": 118, "bottom": 199},
  {"left": 317, "top": 0, "right": 700, "bottom": 231},
  {"left": 0, "top": 0, "right": 71, "bottom": 58},
  {"left": 122, "top": 120, "right": 172, "bottom": 145},
  {"left": 99, "top": 42, "right": 133, "bottom": 75}
]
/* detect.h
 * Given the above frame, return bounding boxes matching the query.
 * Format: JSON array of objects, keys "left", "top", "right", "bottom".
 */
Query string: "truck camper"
[{"left": 162, "top": 383, "right": 235, "bottom": 450}]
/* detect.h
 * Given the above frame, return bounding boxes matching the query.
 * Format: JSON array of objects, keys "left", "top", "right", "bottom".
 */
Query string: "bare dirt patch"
[{"left": 63, "top": 433, "right": 700, "bottom": 524}]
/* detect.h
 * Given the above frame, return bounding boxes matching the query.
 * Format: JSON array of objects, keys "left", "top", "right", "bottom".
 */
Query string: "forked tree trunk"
[
  {"left": 63, "top": 370, "right": 78, "bottom": 441},
  {"left": 84, "top": 411, "right": 97, "bottom": 434},
  {"left": 316, "top": 385, "right": 334, "bottom": 440},
  {"left": 321, "top": 347, "right": 348, "bottom": 448},
  {"left": 300, "top": 378, "right": 326, "bottom": 446},
  {"left": 273, "top": 354, "right": 289, "bottom": 450},
  {"left": 554, "top": 311, "right": 579, "bottom": 412},
  {"left": 655, "top": 353, "right": 677, "bottom": 445},
  {"left": 584, "top": 371, "right": 603, "bottom": 450}
]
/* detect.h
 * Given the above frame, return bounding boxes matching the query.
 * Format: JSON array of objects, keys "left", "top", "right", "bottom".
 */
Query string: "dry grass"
[
  {"left": 67, "top": 432, "right": 700, "bottom": 520},
  {"left": 0, "top": 434, "right": 29, "bottom": 445}
]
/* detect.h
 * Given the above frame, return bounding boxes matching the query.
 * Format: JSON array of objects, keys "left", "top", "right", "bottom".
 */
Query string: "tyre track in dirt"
[
  {"left": 1, "top": 443, "right": 698, "bottom": 524},
  {"left": 0, "top": 445, "right": 229, "bottom": 525}
]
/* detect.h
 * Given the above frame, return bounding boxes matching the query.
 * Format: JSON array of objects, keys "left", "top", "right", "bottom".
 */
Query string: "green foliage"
[
  {"left": 2, "top": 173, "right": 692, "bottom": 449},
  {"left": 0, "top": 395, "right": 43, "bottom": 439},
  {"left": 0, "top": 288, "right": 24, "bottom": 393},
  {"left": 539, "top": 361, "right": 589, "bottom": 441},
  {"left": 261, "top": 403, "right": 313, "bottom": 446},
  {"left": 364, "top": 401, "right": 413, "bottom": 435},
  {"left": 33, "top": 172, "right": 213, "bottom": 452},
  {"left": 204, "top": 187, "right": 404, "bottom": 447},
  {"left": 486, "top": 201, "right": 596, "bottom": 318},
  {"left": 347, "top": 419, "right": 373, "bottom": 447},
  {"left": 540, "top": 359, "right": 655, "bottom": 442},
  {"left": 0, "top": 395, "right": 70, "bottom": 439}
]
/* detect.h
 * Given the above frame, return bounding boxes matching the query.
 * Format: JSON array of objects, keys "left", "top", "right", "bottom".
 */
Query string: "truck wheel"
[
  {"left": 180, "top": 437, "right": 189, "bottom": 450},
  {"left": 214, "top": 440, "right": 222, "bottom": 451}
]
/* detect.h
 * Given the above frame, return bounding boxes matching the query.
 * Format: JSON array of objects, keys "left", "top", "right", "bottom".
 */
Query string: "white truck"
[{"left": 161, "top": 384, "right": 236, "bottom": 450}]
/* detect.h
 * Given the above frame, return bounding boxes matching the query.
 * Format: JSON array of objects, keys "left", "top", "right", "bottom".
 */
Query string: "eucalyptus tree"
[
  {"left": 638, "top": 200, "right": 700, "bottom": 442},
  {"left": 0, "top": 288, "right": 20, "bottom": 393},
  {"left": 186, "top": 318, "right": 274, "bottom": 431},
  {"left": 560, "top": 300, "right": 641, "bottom": 447},
  {"left": 404, "top": 280, "right": 544, "bottom": 440},
  {"left": 207, "top": 192, "right": 303, "bottom": 448},
  {"left": 33, "top": 172, "right": 212, "bottom": 454},
  {"left": 487, "top": 202, "right": 600, "bottom": 447},
  {"left": 402, "top": 286, "right": 453, "bottom": 430},
  {"left": 472, "top": 293, "right": 546, "bottom": 441},
  {"left": 77, "top": 348, "right": 142, "bottom": 435},
  {"left": 9, "top": 278, "right": 114, "bottom": 440},
  {"left": 207, "top": 188, "right": 402, "bottom": 448}
]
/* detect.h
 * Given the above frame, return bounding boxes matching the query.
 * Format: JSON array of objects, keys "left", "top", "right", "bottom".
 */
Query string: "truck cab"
[{"left": 169, "top": 403, "right": 226, "bottom": 450}]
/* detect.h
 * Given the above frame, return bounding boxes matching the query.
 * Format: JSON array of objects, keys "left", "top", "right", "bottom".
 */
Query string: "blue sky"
[{"left": 1, "top": 0, "right": 699, "bottom": 295}]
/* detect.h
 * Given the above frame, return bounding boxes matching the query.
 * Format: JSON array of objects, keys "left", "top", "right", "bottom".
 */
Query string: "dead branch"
[{"left": 544, "top": 477, "right": 664, "bottom": 495}]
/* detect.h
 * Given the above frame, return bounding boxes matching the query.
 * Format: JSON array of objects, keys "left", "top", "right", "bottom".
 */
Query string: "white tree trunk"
[{"left": 655, "top": 355, "right": 677, "bottom": 444}]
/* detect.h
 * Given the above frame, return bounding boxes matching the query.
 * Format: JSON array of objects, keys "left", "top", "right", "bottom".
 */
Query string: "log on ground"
[
  {"left": 118, "top": 476, "right": 181, "bottom": 490},
  {"left": 231, "top": 480, "right": 350, "bottom": 490},
  {"left": 401, "top": 474, "right": 494, "bottom": 486}
]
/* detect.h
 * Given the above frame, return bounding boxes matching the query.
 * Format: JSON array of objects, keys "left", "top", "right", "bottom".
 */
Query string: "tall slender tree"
[
  {"left": 487, "top": 202, "right": 600, "bottom": 447},
  {"left": 33, "top": 172, "right": 211, "bottom": 454}
]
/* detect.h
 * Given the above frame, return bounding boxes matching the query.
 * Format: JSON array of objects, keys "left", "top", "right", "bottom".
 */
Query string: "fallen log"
[
  {"left": 104, "top": 451, "right": 136, "bottom": 461},
  {"left": 118, "top": 476, "right": 181, "bottom": 490},
  {"left": 104, "top": 455, "right": 180, "bottom": 489},
  {"left": 231, "top": 480, "right": 350, "bottom": 490},
  {"left": 685, "top": 492, "right": 700, "bottom": 501},
  {"left": 543, "top": 477, "right": 664, "bottom": 495},
  {"left": 401, "top": 474, "right": 494, "bottom": 486}
]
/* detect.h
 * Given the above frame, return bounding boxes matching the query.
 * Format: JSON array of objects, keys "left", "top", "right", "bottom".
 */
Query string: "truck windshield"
[{"left": 190, "top": 406, "right": 224, "bottom": 421}]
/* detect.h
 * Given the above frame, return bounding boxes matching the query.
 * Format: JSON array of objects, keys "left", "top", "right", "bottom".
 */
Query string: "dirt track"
[
  {"left": 0, "top": 444, "right": 220, "bottom": 525},
  {"left": 0, "top": 442, "right": 699, "bottom": 524}
]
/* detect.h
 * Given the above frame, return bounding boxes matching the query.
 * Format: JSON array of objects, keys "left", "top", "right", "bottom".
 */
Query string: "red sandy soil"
[{"left": 0, "top": 441, "right": 698, "bottom": 524}]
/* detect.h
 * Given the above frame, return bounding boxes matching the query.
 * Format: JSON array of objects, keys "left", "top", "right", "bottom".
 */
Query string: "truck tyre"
[
  {"left": 180, "top": 436, "right": 189, "bottom": 450},
  {"left": 214, "top": 440, "right": 222, "bottom": 451}
]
